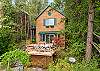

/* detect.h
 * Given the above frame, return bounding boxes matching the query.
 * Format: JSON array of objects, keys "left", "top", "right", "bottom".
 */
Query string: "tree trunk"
[
  {"left": 25, "top": 14, "right": 27, "bottom": 40},
  {"left": 85, "top": 0, "right": 95, "bottom": 60},
  {"left": 20, "top": 14, "right": 23, "bottom": 41},
  {"left": 29, "top": 15, "right": 32, "bottom": 39}
]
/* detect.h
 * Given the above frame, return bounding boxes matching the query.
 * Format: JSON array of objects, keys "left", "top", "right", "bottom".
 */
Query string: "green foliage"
[
  {"left": 0, "top": 27, "right": 16, "bottom": 55},
  {"left": 15, "top": 0, "right": 47, "bottom": 18},
  {"left": 55, "top": 0, "right": 100, "bottom": 62},
  {"left": 0, "top": 49, "right": 30, "bottom": 67},
  {"left": 64, "top": 0, "right": 88, "bottom": 60},
  {"left": 0, "top": 0, "right": 28, "bottom": 53},
  {"left": 1, "top": 0, "right": 16, "bottom": 25},
  {"left": 48, "top": 58, "right": 100, "bottom": 71},
  {"left": 72, "top": 58, "right": 100, "bottom": 71},
  {"left": 48, "top": 58, "right": 73, "bottom": 71},
  {"left": 94, "top": 1, "right": 100, "bottom": 35},
  {"left": 68, "top": 42, "right": 85, "bottom": 59}
]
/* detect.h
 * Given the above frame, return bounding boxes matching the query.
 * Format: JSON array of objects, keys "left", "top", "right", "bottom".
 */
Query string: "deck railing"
[{"left": 26, "top": 42, "right": 55, "bottom": 52}]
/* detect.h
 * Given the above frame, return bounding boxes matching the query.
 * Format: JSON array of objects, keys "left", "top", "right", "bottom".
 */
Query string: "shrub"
[
  {"left": 52, "top": 37, "right": 65, "bottom": 47},
  {"left": 0, "top": 49, "right": 30, "bottom": 70},
  {"left": 48, "top": 58, "right": 100, "bottom": 71},
  {"left": 48, "top": 58, "right": 73, "bottom": 71},
  {"left": 72, "top": 58, "right": 100, "bottom": 71}
]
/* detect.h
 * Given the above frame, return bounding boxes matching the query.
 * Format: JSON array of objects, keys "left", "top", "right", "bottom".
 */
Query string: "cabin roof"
[{"left": 35, "top": 5, "right": 64, "bottom": 20}]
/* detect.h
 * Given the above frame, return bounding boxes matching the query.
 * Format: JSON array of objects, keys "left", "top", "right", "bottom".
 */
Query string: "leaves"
[
  {"left": 48, "top": 58, "right": 73, "bottom": 71},
  {"left": 0, "top": 49, "right": 30, "bottom": 67},
  {"left": 63, "top": 0, "right": 88, "bottom": 59},
  {"left": 0, "top": 27, "right": 16, "bottom": 55}
]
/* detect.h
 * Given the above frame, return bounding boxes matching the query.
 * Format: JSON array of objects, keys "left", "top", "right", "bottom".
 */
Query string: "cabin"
[
  {"left": 32, "top": 6, "right": 65, "bottom": 44},
  {"left": 27, "top": 6, "right": 65, "bottom": 68}
]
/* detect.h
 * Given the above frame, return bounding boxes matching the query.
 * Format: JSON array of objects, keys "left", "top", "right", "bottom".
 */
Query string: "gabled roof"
[{"left": 35, "top": 5, "right": 64, "bottom": 20}]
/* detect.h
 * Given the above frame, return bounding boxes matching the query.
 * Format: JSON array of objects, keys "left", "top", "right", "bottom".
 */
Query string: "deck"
[
  {"left": 26, "top": 43, "right": 56, "bottom": 68},
  {"left": 26, "top": 43, "right": 56, "bottom": 56},
  {"left": 28, "top": 50, "right": 55, "bottom": 56}
]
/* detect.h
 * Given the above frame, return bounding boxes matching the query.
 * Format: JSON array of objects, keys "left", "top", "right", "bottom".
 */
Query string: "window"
[
  {"left": 44, "top": 18, "right": 56, "bottom": 26},
  {"left": 48, "top": 12, "right": 52, "bottom": 16}
]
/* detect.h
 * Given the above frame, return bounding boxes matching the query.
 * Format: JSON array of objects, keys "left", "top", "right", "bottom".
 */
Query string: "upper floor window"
[{"left": 44, "top": 18, "right": 56, "bottom": 26}]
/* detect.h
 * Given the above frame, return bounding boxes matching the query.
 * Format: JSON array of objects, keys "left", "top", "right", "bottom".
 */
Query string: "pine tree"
[{"left": 85, "top": 0, "right": 95, "bottom": 60}]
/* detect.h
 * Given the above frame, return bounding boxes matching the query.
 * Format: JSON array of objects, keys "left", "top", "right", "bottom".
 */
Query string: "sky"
[
  {"left": 48, "top": 0, "right": 53, "bottom": 5},
  {"left": 12, "top": 0, "right": 16, "bottom": 5},
  {"left": 12, "top": 0, "right": 54, "bottom": 5}
]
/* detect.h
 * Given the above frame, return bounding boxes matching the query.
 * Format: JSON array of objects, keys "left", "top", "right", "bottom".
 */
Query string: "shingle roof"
[{"left": 35, "top": 5, "right": 64, "bottom": 20}]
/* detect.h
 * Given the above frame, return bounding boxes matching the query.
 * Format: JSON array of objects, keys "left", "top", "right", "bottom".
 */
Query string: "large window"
[{"left": 44, "top": 18, "right": 56, "bottom": 26}]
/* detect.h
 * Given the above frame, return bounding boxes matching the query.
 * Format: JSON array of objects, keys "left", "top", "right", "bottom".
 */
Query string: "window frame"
[{"left": 44, "top": 18, "right": 56, "bottom": 27}]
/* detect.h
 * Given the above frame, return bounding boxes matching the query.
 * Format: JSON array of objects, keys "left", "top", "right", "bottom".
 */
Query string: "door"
[
  {"left": 46, "top": 34, "right": 55, "bottom": 43},
  {"left": 46, "top": 34, "right": 49, "bottom": 43},
  {"left": 50, "top": 34, "right": 55, "bottom": 43}
]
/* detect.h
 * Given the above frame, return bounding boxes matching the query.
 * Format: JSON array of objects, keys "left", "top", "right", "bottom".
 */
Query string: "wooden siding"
[{"left": 36, "top": 7, "right": 65, "bottom": 43}]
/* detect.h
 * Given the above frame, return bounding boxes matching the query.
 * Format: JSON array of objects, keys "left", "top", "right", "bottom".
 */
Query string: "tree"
[
  {"left": 85, "top": 0, "right": 95, "bottom": 60},
  {"left": 94, "top": 0, "right": 100, "bottom": 36},
  {"left": 15, "top": 0, "right": 47, "bottom": 40},
  {"left": 0, "top": 0, "right": 22, "bottom": 55},
  {"left": 0, "top": 27, "right": 17, "bottom": 56},
  {"left": 56, "top": 0, "right": 99, "bottom": 61},
  {"left": 63, "top": 0, "right": 88, "bottom": 60}
]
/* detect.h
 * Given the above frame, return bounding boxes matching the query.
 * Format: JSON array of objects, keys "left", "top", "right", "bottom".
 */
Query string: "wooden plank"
[
  {"left": 28, "top": 50, "right": 55, "bottom": 56},
  {"left": 31, "top": 55, "right": 53, "bottom": 68}
]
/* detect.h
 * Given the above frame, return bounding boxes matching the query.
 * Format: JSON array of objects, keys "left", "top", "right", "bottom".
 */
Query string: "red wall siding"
[{"left": 36, "top": 7, "right": 65, "bottom": 43}]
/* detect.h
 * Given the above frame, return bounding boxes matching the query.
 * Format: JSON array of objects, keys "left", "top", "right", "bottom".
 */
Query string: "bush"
[
  {"left": 52, "top": 37, "right": 65, "bottom": 47},
  {"left": 48, "top": 58, "right": 73, "bottom": 71},
  {"left": 0, "top": 49, "right": 30, "bottom": 70},
  {"left": 48, "top": 58, "right": 100, "bottom": 71},
  {"left": 72, "top": 58, "right": 100, "bottom": 71}
]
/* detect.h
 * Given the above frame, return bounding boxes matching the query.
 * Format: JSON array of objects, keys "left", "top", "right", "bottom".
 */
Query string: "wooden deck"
[
  {"left": 26, "top": 43, "right": 64, "bottom": 68},
  {"left": 26, "top": 44, "right": 55, "bottom": 68},
  {"left": 28, "top": 50, "right": 55, "bottom": 56},
  {"left": 26, "top": 43, "right": 55, "bottom": 56}
]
